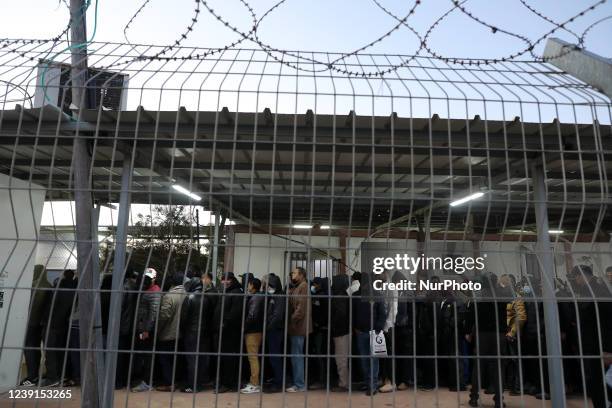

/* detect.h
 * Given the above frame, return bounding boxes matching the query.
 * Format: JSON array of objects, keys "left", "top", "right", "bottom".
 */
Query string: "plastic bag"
[{"left": 369, "top": 330, "right": 387, "bottom": 356}]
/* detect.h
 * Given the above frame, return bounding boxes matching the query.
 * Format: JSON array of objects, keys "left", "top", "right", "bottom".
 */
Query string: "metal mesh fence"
[{"left": 0, "top": 38, "right": 611, "bottom": 408}]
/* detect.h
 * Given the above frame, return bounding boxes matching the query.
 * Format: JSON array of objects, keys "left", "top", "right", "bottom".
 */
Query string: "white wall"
[
  {"left": 233, "top": 233, "right": 339, "bottom": 279},
  {"left": 235, "top": 233, "right": 612, "bottom": 281},
  {"left": 0, "top": 175, "right": 45, "bottom": 391}
]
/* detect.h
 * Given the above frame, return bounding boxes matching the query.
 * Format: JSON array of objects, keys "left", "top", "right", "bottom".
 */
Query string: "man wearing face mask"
[
  {"left": 262, "top": 273, "right": 286, "bottom": 393},
  {"left": 286, "top": 267, "right": 312, "bottom": 393}
]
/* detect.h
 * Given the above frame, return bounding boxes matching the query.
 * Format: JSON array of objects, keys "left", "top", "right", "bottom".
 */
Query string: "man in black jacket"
[
  {"left": 467, "top": 275, "right": 506, "bottom": 408},
  {"left": 213, "top": 272, "right": 244, "bottom": 393},
  {"left": 262, "top": 273, "right": 285, "bottom": 393},
  {"left": 241, "top": 278, "right": 264, "bottom": 394},
  {"left": 42, "top": 269, "right": 77, "bottom": 387},
  {"left": 393, "top": 270, "right": 416, "bottom": 391},
  {"left": 573, "top": 265, "right": 612, "bottom": 408},
  {"left": 181, "top": 277, "right": 205, "bottom": 393},
  {"left": 115, "top": 269, "right": 138, "bottom": 389},
  {"left": 353, "top": 273, "right": 387, "bottom": 396},
  {"left": 309, "top": 277, "right": 330, "bottom": 390},
  {"left": 331, "top": 274, "right": 351, "bottom": 392}
]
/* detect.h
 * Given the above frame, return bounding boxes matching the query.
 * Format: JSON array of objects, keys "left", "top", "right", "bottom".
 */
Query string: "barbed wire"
[{"left": 0, "top": 0, "right": 610, "bottom": 78}]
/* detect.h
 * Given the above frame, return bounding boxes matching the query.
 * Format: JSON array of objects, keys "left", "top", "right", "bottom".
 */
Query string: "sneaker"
[
  {"left": 182, "top": 386, "right": 200, "bottom": 393},
  {"left": 20, "top": 378, "right": 38, "bottom": 387},
  {"left": 397, "top": 382, "right": 409, "bottom": 391},
  {"left": 41, "top": 379, "right": 60, "bottom": 387},
  {"left": 240, "top": 384, "right": 261, "bottom": 394},
  {"left": 468, "top": 399, "right": 479, "bottom": 407},
  {"left": 308, "top": 382, "right": 322, "bottom": 390},
  {"left": 365, "top": 388, "right": 378, "bottom": 396},
  {"left": 484, "top": 387, "right": 495, "bottom": 395},
  {"left": 379, "top": 382, "right": 395, "bottom": 393},
  {"left": 131, "top": 381, "right": 152, "bottom": 392},
  {"left": 535, "top": 392, "right": 550, "bottom": 400},
  {"left": 155, "top": 385, "right": 175, "bottom": 392},
  {"left": 286, "top": 385, "right": 305, "bottom": 393}
]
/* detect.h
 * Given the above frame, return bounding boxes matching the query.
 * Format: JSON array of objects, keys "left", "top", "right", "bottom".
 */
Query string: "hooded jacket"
[
  {"left": 352, "top": 274, "right": 387, "bottom": 333},
  {"left": 265, "top": 274, "right": 285, "bottom": 332},
  {"left": 330, "top": 275, "right": 350, "bottom": 337},
  {"left": 181, "top": 278, "right": 204, "bottom": 339},
  {"left": 311, "top": 277, "right": 330, "bottom": 331},
  {"left": 157, "top": 284, "right": 187, "bottom": 342},
  {"left": 288, "top": 279, "right": 312, "bottom": 336},
  {"left": 212, "top": 278, "right": 244, "bottom": 332}
]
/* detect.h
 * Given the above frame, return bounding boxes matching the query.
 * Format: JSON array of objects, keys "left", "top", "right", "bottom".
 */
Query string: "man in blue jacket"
[{"left": 352, "top": 272, "right": 387, "bottom": 396}]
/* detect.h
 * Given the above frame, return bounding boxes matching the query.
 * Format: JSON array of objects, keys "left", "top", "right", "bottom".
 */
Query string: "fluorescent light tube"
[
  {"left": 449, "top": 191, "right": 485, "bottom": 207},
  {"left": 172, "top": 184, "right": 202, "bottom": 201}
]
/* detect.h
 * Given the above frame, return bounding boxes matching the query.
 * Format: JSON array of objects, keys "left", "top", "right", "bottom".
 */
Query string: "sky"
[
  {"left": 1, "top": 0, "right": 610, "bottom": 62},
  {"left": 1, "top": 1, "right": 610, "bottom": 120}
]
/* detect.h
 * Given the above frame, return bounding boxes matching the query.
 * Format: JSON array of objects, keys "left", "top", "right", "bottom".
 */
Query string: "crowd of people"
[{"left": 20, "top": 263, "right": 612, "bottom": 408}]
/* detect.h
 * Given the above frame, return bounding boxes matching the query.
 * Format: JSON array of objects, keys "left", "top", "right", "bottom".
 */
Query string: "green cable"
[{"left": 40, "top": 0, "right": 100, "bottom": 114}]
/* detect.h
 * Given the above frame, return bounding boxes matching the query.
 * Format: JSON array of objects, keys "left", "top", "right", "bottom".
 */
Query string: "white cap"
[{"left": 144, "top": 268, "right": 157, "bottom": 279}]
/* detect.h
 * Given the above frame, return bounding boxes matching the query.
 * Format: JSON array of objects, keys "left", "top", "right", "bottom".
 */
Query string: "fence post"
[
  {"left": 531, "top": 162, "right": 566, "bottom": 406},
  {"left": 102, "top": 156, "right": 132, "bottom": 408}
]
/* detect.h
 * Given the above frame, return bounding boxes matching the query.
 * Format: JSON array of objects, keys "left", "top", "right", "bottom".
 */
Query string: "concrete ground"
[{"left": 0, "top": 387, "right": 596, "bottom": 408}]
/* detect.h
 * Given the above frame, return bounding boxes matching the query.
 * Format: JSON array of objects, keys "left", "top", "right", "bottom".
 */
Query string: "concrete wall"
[
  {"left": 0, "top": 175, "right": 45, "bottom": 391},
  {"left": 233, "top": 233, "right": 339, "bottom": 280},
  {"left": 234, "top": 233, "right": 612, "bottom": 281}
]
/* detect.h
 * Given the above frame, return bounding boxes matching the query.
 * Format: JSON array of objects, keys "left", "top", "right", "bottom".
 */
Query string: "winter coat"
[
  {"left": 44, "top": 277, "right": 78, "bottom": 330},
  {"left": 28, "top": 265, "right": 51, "bottom": 328},
  {"left": 245, "top": 292, "right": 265, "bottom": 334},
  {"left": 119, "top": 280, "right": 137, "bottom": 337},
  {"left": 265, "top": 274, "right": 285, "bottom": 332},
  {"left": 352, "top": 275, "right": 387, "bottom": 333},
  {"left": 465, "top": 292, "right": 506, "bottom": 334},
  {"left": 311, "top": 278, "right": 329, "bottom": 331},
  {"left": 330, "top": 275, "right": 350, "bottom": 337},
  {"left": 181, "top": 279, "right": 204, "bottom": 339},
  {"left": 157, "top": 285, "right": 187, "bottom": 342},
  {"left": 505, "top": 296, "right": 527, "bottom": 338},
  {"left": 212, "top": 279, "right": 244, "bottom": 333},
  {"left": 136, "top": 284, "right": 161, "bottom": 334},
  {"left": 288, "top": 280, "right": 312, "bottom": 336},
  {"left": 576, "top": 280, "right": 612, "bottom": 353}
]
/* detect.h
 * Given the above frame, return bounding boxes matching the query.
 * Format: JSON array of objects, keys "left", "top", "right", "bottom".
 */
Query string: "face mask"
[
  {"left": 310, "top": 286, "right": 317, "bottom": 294},
  {"left": 346, "top": 281, "right": 360, "bottom": 295},
  {"left": 267, "top": 287, "right": 275, "bottom": 294},
  {"left": 522, "top": 286, "right": 532, "bottom": 295}
]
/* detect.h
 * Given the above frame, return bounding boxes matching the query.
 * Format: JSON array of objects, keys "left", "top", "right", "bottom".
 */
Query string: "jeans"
[
  {"left": 355, "top": 330, "right": 379, "bottom": 391},
  {"left": 290, "top": 335, "right": 306, "bottom": 389},
  {"left": 245, "top": 333, "right": 263, "bottom": 385},
  {"left": 266, "top": 329, "right": 284, "bottom": 388}
]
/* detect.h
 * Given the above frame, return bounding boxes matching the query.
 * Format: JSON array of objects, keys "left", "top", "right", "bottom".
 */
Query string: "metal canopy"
[{"left": 1, "top": 106, "right": 610, "bottom": 232}]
